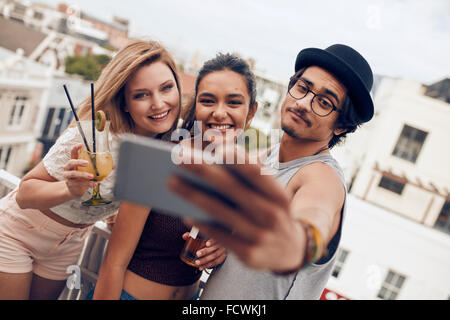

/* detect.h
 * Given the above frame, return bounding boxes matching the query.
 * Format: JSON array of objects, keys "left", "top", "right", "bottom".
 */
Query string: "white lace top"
[{"left": 42, "top": 127, "right": 122, "bottom": 224}]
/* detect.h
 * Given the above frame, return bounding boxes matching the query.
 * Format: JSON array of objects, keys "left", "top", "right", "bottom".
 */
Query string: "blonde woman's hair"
[{"left": 71, "top": 39, "right": 182, "bottom": 140}]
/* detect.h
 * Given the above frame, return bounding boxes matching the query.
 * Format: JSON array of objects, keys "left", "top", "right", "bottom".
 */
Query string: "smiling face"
[
  {"left": 195, "top": 69, "right": 257, "bottom": 144},
  {"left": 281, "top": 65, "right": 347, "bottom": 144},
  {"left": 124, "top": 61, "right": 180, "bottom": 137}
]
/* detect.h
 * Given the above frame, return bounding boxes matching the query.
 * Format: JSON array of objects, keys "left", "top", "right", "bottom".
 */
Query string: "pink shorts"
[{"left": 0, "top": 190, "right": 93, "bottom": 280}]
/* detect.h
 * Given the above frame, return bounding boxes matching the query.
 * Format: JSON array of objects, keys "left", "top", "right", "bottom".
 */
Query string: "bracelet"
[
  {"left": 298, "top": 218, "right": 325, "bottom": 266},
  {"left": 272, "top": 219, "right": 326, "bottom": 276}
]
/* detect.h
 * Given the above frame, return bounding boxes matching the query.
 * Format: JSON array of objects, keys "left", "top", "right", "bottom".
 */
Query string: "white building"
[
  {"left": 0, "top": 43, "right": 89, "bottom": 175},
  {"left": 0, "top": 0, "right": 129, "bottom": 50},
  {"left": 250, "top": 70, "right": 286, "bottom": 136},
  {"left": 0, "top": 0, "right": 64, "bottom": 32},
  {"left": 38, "top": 73, "right": 90, "bottom": 157},
  {"left": 333, "top": 77, "right": 450, "bottom": 227},
  {"left": 0, "top": 46, "right": 51, "bottom": 177},
  {"left": 327, "top": 76, "right": 450, "bottom": 300},
  {"left": 0, "top": 4, "right": 112, "bottom": 72},
  {"left": 326, "top": 195, "right": 450, "bottom": 300}
]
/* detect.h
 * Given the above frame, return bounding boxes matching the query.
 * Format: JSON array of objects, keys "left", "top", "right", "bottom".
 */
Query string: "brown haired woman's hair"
[{"left": 71, "top": 39, "right": 182, "bottom": 141}]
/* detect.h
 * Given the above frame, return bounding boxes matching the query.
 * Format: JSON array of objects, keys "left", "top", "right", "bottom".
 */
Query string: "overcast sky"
[{"left": 39, "top": 0, "right": 449, "bottom": 85}]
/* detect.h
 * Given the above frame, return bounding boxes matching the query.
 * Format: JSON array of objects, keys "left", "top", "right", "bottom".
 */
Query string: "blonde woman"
[{"left": 0, "top": 40, "right": 186, "bottom": 299}]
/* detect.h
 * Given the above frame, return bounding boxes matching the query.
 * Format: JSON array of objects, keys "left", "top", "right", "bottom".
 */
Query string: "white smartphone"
[{"left": 113, "top": 134, "right": 232, "bottom": 231}]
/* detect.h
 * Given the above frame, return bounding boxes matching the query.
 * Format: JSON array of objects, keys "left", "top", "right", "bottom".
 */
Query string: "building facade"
[
  {"left": 334, "top": 77, "right": 450, "bottom": 229},
  {"left": 250, "top": 70, "right": 286, "bottom": 136},
  {"left": 326, "top": 195, "right": 450, "bottom": 300},
  {"left": 57, "top": 2, "right": 129, "bottom": 49},
  {"left": 37, "top": 74, "right": 89, "bottom": 158},
  {"left": 0, "top": 14, "right": 112, "bottom": 72},
  {"left": 0, "top": 46, "right": 51, "bottom": 177},
  {"left": 328, "top": 76, "right": 450, "bottom": 299}
]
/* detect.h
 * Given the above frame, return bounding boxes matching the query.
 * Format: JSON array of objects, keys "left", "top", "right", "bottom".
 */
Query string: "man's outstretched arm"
[{"left": 168, "top": 157, "right": 345, "bottom": 273}]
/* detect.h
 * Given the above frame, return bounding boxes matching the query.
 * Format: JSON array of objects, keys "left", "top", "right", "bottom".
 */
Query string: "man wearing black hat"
[{"left": 169, "top": 44, "right": 374, "bottom": 299}]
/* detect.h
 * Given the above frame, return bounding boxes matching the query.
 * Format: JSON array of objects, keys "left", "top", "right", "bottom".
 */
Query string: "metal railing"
[
  {"left": 0, "top": 169, "right": 20, "bottom": 198},
  {"left": 59, "top": 221, "right": 111, "bottom": 300}
]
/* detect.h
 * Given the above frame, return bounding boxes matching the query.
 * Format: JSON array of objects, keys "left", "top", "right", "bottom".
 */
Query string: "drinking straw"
[
  {"left": 63, "top": 84, "right": 99, "bottom": 176},
  {"left": 91, "top": 83, "right": 96, "bottom": 153},
  {"left": 63, "top": 84, "right": 91, "bottom": 153}
]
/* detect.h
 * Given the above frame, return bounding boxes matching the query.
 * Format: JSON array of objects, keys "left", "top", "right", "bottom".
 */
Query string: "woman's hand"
[
  {"left": 182, "top": 233, "right": 227, "bottom": 271},
  {"left": 62, "top": 144, "right": 95, "bottom": 198}
]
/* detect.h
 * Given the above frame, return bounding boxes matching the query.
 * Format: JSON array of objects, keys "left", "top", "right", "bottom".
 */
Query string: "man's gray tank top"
[{"left": 200, "top": 143, "right": 347, "bottom": 300}]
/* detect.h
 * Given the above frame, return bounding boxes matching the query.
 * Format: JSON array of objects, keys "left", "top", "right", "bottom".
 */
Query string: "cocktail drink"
[
  {"left": 78, "top": 147, "right": 113, "bottom": 182},
  {"left": 78, "top": 147, "right": 113, "bottom": 206},
  {"left": 77, "top": 119, "right": 113, "bottom": 206}
]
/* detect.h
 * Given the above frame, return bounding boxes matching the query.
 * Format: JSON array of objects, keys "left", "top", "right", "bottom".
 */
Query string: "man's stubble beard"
[{"left": 281, "top": 121, "right": 302, "bottom": 140}]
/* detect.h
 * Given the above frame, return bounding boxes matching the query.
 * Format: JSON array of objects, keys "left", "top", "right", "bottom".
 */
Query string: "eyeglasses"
[{"left": 288, "top": 78, "right": 341, "bottom": 117}]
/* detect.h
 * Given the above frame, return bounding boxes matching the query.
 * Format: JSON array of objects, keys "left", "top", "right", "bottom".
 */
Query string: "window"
[
  {"left": 0, "top": 146, "right": 13, "bottom": 170},
  {"left": 42, "top": 108, "right": 56, "bottom": 137},
  {"left": 42, "top": 107, "right": 73, "bottom": 139},
  {"left": 33, "top": 11, "right": 44, "bottom": 20},
  {"left": 377, "top": 270, "right": 406, "bottom": 300},
  {"left": 434, "top": 201, "right": 450, "bottom": 235},
  {"left": 332, "top": 248, "right": 349, "bottom": 278},
  {"left": 392, "top": 125, "right": 428, "bottom": 163},
  {"left": 12, "top": 4, "right": 27, "bottom": 15},
  {"left": 53, "top": 108, "right": 66, "bottom": 137},
  {"left": 378, "top": 176, "right": 405, "bottom": 195},
  {"left": 8, "top": 96, "right": 28, "bottom": 127}
]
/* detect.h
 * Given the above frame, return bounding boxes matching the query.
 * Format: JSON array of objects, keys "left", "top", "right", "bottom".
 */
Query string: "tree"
[{"left": 65, "top": 54, "right": 112, "bottom": 81}]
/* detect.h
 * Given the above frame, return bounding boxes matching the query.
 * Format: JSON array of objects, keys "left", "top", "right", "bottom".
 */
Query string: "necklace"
[{"left": 312, "top": 145, "right": 330, "bottom": 156}]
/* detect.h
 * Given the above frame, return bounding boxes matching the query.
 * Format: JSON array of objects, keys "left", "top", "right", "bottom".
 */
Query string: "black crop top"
[{"left": 127, "top": 209, "right": 202, "bottom": 286}]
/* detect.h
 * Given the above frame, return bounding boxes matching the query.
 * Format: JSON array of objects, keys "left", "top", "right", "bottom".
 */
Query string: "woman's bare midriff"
[{"left": 123, "top": 269, "right": 199, "bottom": 300}]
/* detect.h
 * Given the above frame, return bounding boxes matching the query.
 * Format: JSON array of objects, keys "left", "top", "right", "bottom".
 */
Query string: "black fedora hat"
[{"left": 295, "top": 44, "right": 374, "bottom": 123}]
